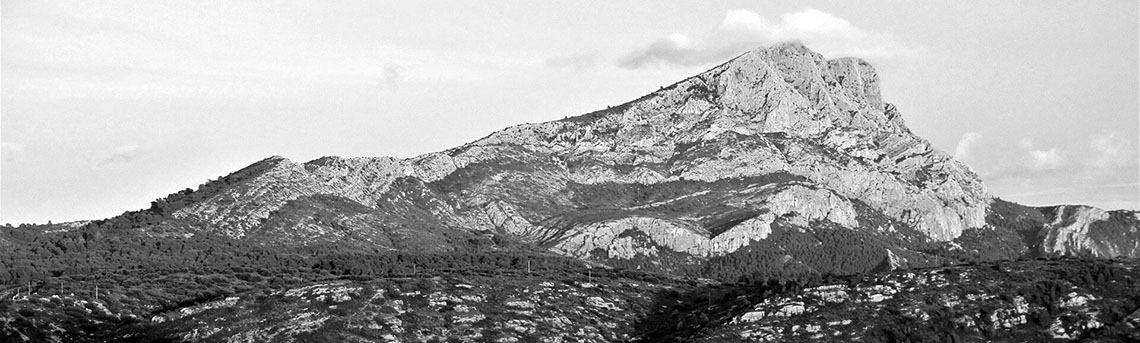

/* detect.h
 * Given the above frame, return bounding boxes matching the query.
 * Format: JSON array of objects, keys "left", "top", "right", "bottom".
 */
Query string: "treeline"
[
  {"left": 566, "top": 174, "right": 806, "bottom": 212},
  {"left": 309, "top": 251, "right": 586, "bottom": 277},
  {"left": 0, "top": 224, "right": 596, "bottom": 286},
  {"left": 655, "top": 220, "right": 944, "bottom": 283},
  {"left": 0, "top": 227, "right": 307, "bottom": 284}
]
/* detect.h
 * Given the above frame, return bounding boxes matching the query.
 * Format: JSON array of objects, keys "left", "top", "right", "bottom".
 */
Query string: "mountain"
[
  {"left": 3, "top": 42, "right": 1139, "bottom": 342},
  {"left": 76, "top": 42, "right": 1134, "bottom": 266}
]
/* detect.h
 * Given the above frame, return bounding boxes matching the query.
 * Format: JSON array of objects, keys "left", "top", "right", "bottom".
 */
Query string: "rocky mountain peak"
[
  {"left": 510, "top": 41, "right": 913, "bottom": 164},
  {"left": 691, "top": 41, "right": 905, "bottom": 136},
  {"left": 158, "top": 43, "right": 994, "bottom": 251}
]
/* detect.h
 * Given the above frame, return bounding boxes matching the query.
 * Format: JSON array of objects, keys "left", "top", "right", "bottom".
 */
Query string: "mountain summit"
[{"left": 93, "top": 43, "right": 1136, "bottom": 271}]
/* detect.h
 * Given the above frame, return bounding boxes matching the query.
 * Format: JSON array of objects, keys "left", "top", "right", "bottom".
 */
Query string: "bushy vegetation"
[
  {"left": 985, "top": 197, "right": 1048, "bottom": 255},
  {"left": 646, "top": 258, "right": 1140, "bottom": 343},
  {"left": 696, "top": 222, "right": 937, "bottom": 283},
  {"left": 0, "top": 224, "right": 591, "bottom": 287}
]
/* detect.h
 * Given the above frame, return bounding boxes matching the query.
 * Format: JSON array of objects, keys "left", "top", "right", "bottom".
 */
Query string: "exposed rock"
[
  {"left": 1039, "top": 205, "right": 1140, "bottom": 258},
  {"left": 117, "top": 42, "right": 1137, "bottom": 271}
]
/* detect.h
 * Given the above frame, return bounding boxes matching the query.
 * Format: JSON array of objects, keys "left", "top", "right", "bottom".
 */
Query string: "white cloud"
[
  {"left": 617, "top": 8, "right": 915, "bottom": 69},
  {"left": 1087, "top": 131, "right": 1133, "bottom": 171},
  {"left": 1, "top": 143, "right": 26, "bottom": 165},
  {"left": 380, "top": 64, "right": 405, "bottom": 88},
  {"left": 1017, "top": 138, "right": 1033, "bottom": 150},
  {"left": 1028, "top": 148, "right": 1064, "bottom": 171},
  {"left": 617, "top": 33, "right": 706, "bottom": 68},
  {"left": 953, "top": 132, "right": 982, "bottom": 162},
  {"left": 96, "top": 143, "right": 144, "bottom": 168}
]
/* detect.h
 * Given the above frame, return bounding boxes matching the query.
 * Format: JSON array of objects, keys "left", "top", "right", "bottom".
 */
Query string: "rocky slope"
[
  {"left": 1039, "top": 206, "right": 1140, "bottom": 258},
  {"left": 677, "top": 259, "right": 1140, "bottom": 342},
  {"left": 117, "top": 43, "right": 1018, "bottom": 270},
  {"left": 138, "top": 275, "right": 669, "bottom": 343},
  {"left": 4, "top": 258, "right": 1137, "bottom": 343}
]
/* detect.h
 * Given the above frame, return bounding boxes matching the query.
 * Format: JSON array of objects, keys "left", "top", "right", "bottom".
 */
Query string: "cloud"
[
  {"left": 379, "top": 64, "right": 405, "bottom": 88},
  {"left": 1017, "top": 138, "right": 1033, "bottom": 150},
  {"left": 617, "top": 8, "right": 915, "bottom": 69},
  {"left": 1, "top": 143, "right": 26, "bottom": 165},
  {"left": 982, "top": 139, "right": 1069, "bottom": 181},
  {"left": 617, "top": 34, "right": 714, "bottom": 69},
  {"left": 546, "top": 53, "right": 600, "bottom": 71},
  {"left": 1087, "top": 131, "right": 1134, "bottom": 171},
  {"left": 1028, "top": 148, "right": 1064, "bottom": 171},
  {"left": 953, "top": 132, "right": 982, "bottom": 162},
  {"left": 96, "top": 143, "right": 144, "bottom": 168}
]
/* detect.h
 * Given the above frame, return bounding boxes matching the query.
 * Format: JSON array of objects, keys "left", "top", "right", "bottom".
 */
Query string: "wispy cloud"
[
  {"left": 1028, "top": 148, "right": 1065, "bottom": 171},
  {"left": 380, "top": 64, "right": 405, "bottom": 88},
  {"left": 953, "top": 131, "right": 982, "bottom": 163},
  {"left": 980, "top": 138, "right": 1069, "bottom": 181},
  {"left": 617, "top": 8, "right": 917, "bottom": 69},
  {"left": 1017, "top": 138, "right": 1034, "bottom": 150},
  {"left": 1, "top": 143, "right": 26, "bottom": 165},
  {"left": 1087, "top": 131, "right": 1134, "bottom": 171},
  {"left": 96, "top": 143, "right": 144, "bottom": 168}
]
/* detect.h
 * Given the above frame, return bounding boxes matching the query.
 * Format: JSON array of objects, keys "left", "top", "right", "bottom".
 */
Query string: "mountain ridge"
[
  {"left": 4, "top": 41, "right": 1140, "bottom": 343},
  {"left": 62, "top": 42, "right": 1135, "bottom": 264}
]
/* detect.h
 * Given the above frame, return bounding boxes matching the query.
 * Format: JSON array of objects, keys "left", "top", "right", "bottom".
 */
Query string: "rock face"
[
  {"left": 152, "top": 42, "right": 996, "bottom": 265},
  {"left": 1038, "top": 205, "right": 1140, "bottom": 258}
]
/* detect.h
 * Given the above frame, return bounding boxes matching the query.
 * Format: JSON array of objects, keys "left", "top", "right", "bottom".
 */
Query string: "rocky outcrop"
[
  {"left": 170, "top": 156, "right": 410, "bottom": 238},
  {"left": 543, "top": 184, "right": 858, "bottom": 259},
  {"left": 138, "top": 275, "right": 669, "bottom": 343},
  {"left": 1039, "top": 205, "right": 1140, "bottom": 258}
]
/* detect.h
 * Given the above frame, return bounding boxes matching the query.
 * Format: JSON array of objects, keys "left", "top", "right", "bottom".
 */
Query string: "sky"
[{"left": 2, "top": 0, "right": 1138, "bottom": 224}]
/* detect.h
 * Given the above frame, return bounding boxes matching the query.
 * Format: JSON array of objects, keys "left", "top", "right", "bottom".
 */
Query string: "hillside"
[
  {"left": 3, "top": 257, "right": 1137, "bottom": 342},
  {"left": 3, "top": 42, "right": 1139, "bottom": 342}
]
